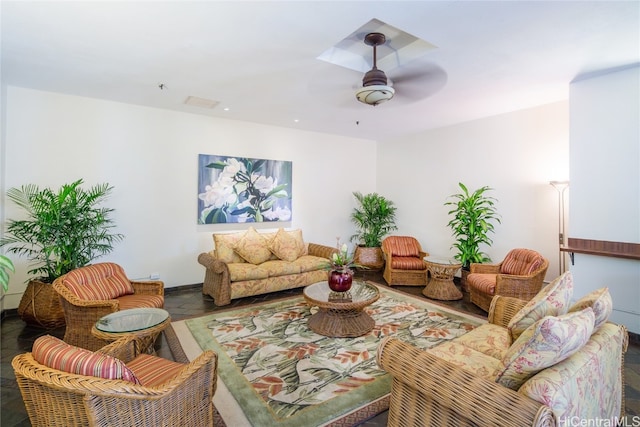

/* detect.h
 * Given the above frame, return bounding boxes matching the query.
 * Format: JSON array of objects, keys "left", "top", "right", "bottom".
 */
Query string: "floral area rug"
[{"left": 169, "top": 283, "right": 485, "bottom": 427}]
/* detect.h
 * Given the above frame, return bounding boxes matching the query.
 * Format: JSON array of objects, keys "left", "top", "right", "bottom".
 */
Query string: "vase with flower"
[{"left": 328, "top": 243, "right": 358, "bottom": 292}]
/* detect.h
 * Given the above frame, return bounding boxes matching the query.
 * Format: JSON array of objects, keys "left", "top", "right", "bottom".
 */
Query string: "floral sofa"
[
  {"left": 197, "top": 227, "right": 337, "bottom": 306},
  {"left": 378, "top": 271, "right": 628, "bottom": 426}
]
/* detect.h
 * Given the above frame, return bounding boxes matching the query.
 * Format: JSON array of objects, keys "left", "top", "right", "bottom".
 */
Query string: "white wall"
[
  {"left": 377, "top": 101, "right": 570, "bottom": 280},
  {"left": 568, "top": 64, "right": 640, "bottom": 334},
  {"left": 1, "top": 87, "right": 377, "bottom": 309}
]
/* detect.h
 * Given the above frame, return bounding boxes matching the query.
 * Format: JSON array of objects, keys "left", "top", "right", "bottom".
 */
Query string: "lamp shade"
[{"left": 355, "top": 85, "right": 395, "bottom": 106}]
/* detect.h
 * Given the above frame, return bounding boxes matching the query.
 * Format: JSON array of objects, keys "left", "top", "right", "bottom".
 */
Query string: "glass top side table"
[{"left": 92, "top": 307, "right": 170, "bottom": 354}]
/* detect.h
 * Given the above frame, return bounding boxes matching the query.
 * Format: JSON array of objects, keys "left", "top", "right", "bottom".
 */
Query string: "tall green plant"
[
  {"left": 445, "top": 182, "right": 501, "bottom": 269},
  {"left": 0, "top": 179, "right": 124, "bottom": 283},
  {"left": 350, "top": 192, "right": 398, "bottom": 247}
]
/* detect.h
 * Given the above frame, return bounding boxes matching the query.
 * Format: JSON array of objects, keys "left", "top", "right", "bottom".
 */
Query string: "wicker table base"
[
  {"left": 423, "top": 259, "right": 463, "bottom": 301},
  {"left": 303, "top": 281, "right": 380, "bottom": 338},
  {"left": 92, "top": 308, "right": 171, "bottom": 354}
]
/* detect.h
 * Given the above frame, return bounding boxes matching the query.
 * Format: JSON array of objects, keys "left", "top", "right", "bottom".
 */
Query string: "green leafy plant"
[
  {"left": 445, "top": 182, "right": 501, "bottom": 269},
  {"left": 0, "top": 179, "right": 124, "bottom": 283},
  {"left": 350, "top": 192, "right": 398, "bottom": 248},
  {"left": 0, "top": 255, "right": 15, "bottom": 292}
]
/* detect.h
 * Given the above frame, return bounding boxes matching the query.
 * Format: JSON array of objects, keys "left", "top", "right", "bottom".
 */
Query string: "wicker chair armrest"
[
  {"left": 469, "top": 262, "right": 501, "bottom": 274},
  {"left": 487, "top": 296, "right": 528, "bottom": 327},
  {"left": 307, "top": 243, "right": 339, "bottom": 259},
  {"left": 147, "top": 350, "right": 218, "bottom": 396},
  {"left": 418, "top": 251, "right": 429, "bottom": 258},
  {"left": 377, "top": 338, "right": 555, "bottom": 427},
  {"left": 130, "top": 280, "right": 164, "bottom": 296}
]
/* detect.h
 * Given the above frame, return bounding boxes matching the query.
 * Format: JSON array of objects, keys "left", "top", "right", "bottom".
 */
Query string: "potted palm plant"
[
  {"left": 349, "top": 191, "right": 398, "bottom": 271},
  {"left": 445, "top": 182, "right": 501, "bottom": 289},
  {"left": 0, "top": 255, "right": 15, "bottom": 292},
  {"left": 0, "top": 179, "right": 124, "bottom": 328}
]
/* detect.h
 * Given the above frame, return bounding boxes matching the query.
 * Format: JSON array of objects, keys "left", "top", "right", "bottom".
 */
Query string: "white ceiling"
[{"left": 2, "top": 1, "right": 639, "bottom": 141}]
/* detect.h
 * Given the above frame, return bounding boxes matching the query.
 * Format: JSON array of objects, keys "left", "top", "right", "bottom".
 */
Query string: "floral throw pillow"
[
  {"left": 268, "top": 228, "right": 305, "bottom": 262},
  {"left": 232, "top": 226, "right": 272, "bottom": 264},
  {"left": 507, "top": 271, "right": 574, "bottom": 341},
  {"left": 496, "top": 308, "right": 595, "bottom": 390},
  {"left": 568, "top": 287, "right": 613, "bottom": 330}
]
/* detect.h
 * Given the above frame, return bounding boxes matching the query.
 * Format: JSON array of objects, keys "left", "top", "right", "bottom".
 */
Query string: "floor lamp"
[{"left": 549, "top": 181, "right": 569, "bottom": 276}]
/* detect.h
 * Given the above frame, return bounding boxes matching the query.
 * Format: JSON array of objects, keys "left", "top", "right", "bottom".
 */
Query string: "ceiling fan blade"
[{"left": 388, "top": 60, "right": 448, "bottom": 103}]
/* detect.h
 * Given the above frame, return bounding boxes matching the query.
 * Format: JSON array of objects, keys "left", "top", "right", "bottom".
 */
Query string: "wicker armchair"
[
  {"left": 12, "top": 335, "right": 217, "bottom": 427},
  {"left": 53, "top": 262, "right": 164, "bottom": 351},
  {"left": 467, "top": 248, "right": 549, "bottom": 311},
  {"left": 381, "top": 236, "right": 429, "bottom": 286}
]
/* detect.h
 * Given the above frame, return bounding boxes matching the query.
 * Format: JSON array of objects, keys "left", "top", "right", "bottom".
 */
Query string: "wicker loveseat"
[
  {"left": 198, "top": 227, "right": 337, "bottom": 306},
  {"left": 378, "top": 272, "right": 628, "bottom": 426},
  {"left": 12, "top": 334, "right": 217, "bottom": 427},
  {"left": 53, "top": 262, "right": 164, "bottom": 351}
]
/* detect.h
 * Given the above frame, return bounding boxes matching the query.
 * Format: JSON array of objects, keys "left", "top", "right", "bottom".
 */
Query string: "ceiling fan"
[{"left": 355, "top": 32, "right": 395, "bottom": 106}]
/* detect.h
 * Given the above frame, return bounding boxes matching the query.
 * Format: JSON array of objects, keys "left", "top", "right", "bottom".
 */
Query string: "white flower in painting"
[
  {"left": 198, "top": 181, "right": 237, "bottom": 208},
  {"left": 253, "top": 174, "right": 276, "bottom": 194},
  {"left": 263, "top": 206, "right": 292, "bottom": 221},
  {"left": 221, "top": 158, "right": 245, "bottom": 178}
]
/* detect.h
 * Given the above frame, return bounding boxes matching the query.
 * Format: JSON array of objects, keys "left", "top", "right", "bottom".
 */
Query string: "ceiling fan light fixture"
[{"left": 355, "top": 85, "right": 395, "bottom": 105}]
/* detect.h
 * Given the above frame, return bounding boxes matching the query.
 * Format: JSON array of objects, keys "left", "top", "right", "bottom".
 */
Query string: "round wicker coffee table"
[
  {"left": 92, "top": 307, "right": 170, "bottom": 354},
  {"left": 303, "top": 281, "right": 380, "bottom": 338},
  {"left": 423, "top": 257, "right": 463, "bottom": 301}
]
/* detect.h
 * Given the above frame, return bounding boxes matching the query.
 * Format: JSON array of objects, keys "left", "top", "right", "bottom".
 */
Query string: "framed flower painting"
[{"left": 198, "top": 154, "right": 292, "bottom": 224}]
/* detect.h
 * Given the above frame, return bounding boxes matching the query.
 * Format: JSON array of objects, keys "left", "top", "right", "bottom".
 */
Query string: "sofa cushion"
[
  {"left": 213, "top": 232, "right": 246, "bottom": 264},
  {"left": 126, "top": 353, "right": 185, "bottom": 386},
  {"left": 507, "top": 271, "right": 574, "bottom": 341},
  {"left": 568, "top": 287, "right": 612, "bottom": 330},
  {"left": 32, "top": 335, "right": 139, "bottom": 384},
  {"left": 63, "top": 262, "right": 134, "bottom": 301},
  {"left": 232, "top": 226, "right": 272, "bottom": 264},
  {"left": 228, "top": 263, "right": 271, "bottom": 281},
  {"left": 427, "top": 341, "right": 504, "bottom": 380},
  {"left": 500, "top": 249, "right": 545, "bottom": 275},
  {"left": 496, "top": 308, "right": 595, "bottom": 390},
  {"left": 452, "top": 323, "right": 512, "bottom": 360},
  {"left": 259, "top": 260, "right": 302, "bottom": 277},
  {"left": 269, "top": 228, "right": 306, "bottom": 262},
  {"left": 518, "top": 322, "right": 626, "bottom": 420},
  {"left": 292, "top": 255, "right": 332, "bottom": 273}
]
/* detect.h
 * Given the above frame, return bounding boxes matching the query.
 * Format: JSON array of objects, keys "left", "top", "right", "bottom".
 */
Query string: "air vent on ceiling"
[{"left": 184, "top": 96, "right": 219, "bottom": 109}]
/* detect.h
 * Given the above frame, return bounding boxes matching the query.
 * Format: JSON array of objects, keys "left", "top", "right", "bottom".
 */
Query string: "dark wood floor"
[{"left": 2, "top": 271, "right": 638, "bottom": 426}]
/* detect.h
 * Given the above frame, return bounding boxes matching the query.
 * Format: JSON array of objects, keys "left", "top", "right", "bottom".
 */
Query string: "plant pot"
[
  {"left": 328, "top": 270, "right": 353, "bottom": 293},
  {"left": 17, "top": 279, "right": 65, "bottom": 328},
  {"left": 353, "top": 246, "right": 385, "bottom": 271}
]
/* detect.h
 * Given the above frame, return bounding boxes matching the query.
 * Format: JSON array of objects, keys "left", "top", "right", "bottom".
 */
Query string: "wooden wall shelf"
[{"left": 561, "top": 238, "right": 640, "bottom": 262}]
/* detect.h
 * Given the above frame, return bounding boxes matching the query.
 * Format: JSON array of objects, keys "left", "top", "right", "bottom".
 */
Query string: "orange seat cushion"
[
  {"left": 127, "top": 353, "right": 185, "bottom": 386},
  {"left": 117, "top": 294, "right": 164, "bottom": 309},
  {"left": 391, "top": 256, "right": 426, "bottom": 271},
  {"left": 467, "top": 273, "right": 497, "bottom": 295}
]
